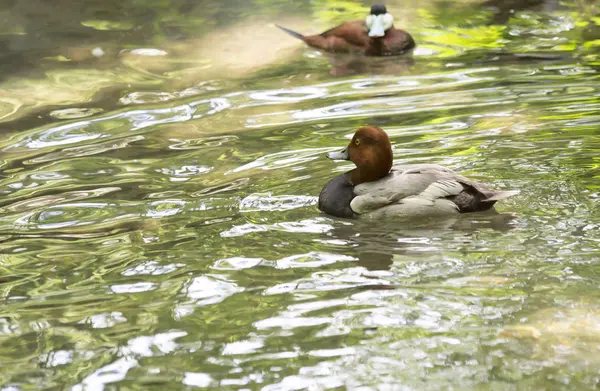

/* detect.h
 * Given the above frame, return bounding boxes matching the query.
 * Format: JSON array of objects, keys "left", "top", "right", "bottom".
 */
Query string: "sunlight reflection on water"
[{"left": 0, "top": 1, "right": 599, "bottom": 389}]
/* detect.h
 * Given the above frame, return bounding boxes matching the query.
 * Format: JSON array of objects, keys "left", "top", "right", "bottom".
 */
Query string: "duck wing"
[
  {"left": 350, "top": 164, "right": 518, "bottom": 217},
  {"left": 318, "top": 21, "right": 369, "bottom": 47}
]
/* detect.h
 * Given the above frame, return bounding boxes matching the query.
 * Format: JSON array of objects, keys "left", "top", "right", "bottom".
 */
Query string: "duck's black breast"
[{"left": 318, "top": 174, "right": 356, "bottom": 218}]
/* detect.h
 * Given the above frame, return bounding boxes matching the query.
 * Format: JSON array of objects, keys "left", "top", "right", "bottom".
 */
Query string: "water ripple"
[
  {"left": 3, "top": 104, "right": 195, "bottom": 153},
  {"left": 1, "top": 7, "right": 600, "bottom": 390}
]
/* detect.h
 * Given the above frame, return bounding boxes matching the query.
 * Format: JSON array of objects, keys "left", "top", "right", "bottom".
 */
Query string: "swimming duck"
[
  {"left": 318, "top": 126, "right": 519, "bottom": 219},
  {"left": 277, "top": 4, "right": 415, "bottom": 56}
]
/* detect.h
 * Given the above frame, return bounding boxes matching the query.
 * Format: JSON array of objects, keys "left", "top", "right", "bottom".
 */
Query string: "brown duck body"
[{"left": 277, "top": 20, "right": 415, "bottom": 56}]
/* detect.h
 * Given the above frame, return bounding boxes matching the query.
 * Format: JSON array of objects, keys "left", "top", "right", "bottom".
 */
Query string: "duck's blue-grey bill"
[{"left": 326, "top": 148, "right": 349, "bottom": 160}]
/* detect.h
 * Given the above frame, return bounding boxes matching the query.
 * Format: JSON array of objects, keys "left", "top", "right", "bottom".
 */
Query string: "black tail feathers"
[{"left": 276, "top": 24, "right": 304, "bottom": 40}]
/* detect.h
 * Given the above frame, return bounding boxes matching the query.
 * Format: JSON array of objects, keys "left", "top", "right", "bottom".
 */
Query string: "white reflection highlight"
[
  {"left": 276, "top": 252, "right": 355, "bottom": 269},
  {"left": 309, "top": 347, "right": 356, "bottom": 357},
  {"left": 254, "top": 316, "right": 331, "bottom": 330},
  {"left": 223, "top": 340, "right": 264, "bottom": 355},
  {"left": 40, "top": 350, "right": 73, "bottom": 367},
  {"left": 122, "top": 261, "right": 185, "bottom": 276},
  {"left": 110, "top": 282, "right": 156, "bottom": 294},
  {"left": 249, "top": 87, "right": 326, "bottom": 102},
  {"left": 262, "top": 374, "right": 345, "bottom": 391},
  {"left": 81, "top": 312, "right": 127, "bottom": 329},
  {"left": 73, "top": 357, "right": 137, "bottom": 391},
  {"left": 228, "top": 148, "right": 329, "bottom": 173},
  {"left": 128, "top": 48, "right": 168, "bottom": 56},
  {"left": 174, "top": 276, "right": 243, "bottom": 318},
  {"left": 221, "top": 218, "right": 331, "bottom": 238},
  {"left": 183, "top": 372, "right": 213, "bottom": 387},
  {"left": 123, "top": 331, "right": 187, "bottom": 357},
  {"left": 145, "top": 200, "right": 187, "bottom": 218},
  {"left": 212, "top": 257, "right": 263, "bottom": 270},
  {"left": 239, "top": 194, "right": 317, "bottom": 212}
]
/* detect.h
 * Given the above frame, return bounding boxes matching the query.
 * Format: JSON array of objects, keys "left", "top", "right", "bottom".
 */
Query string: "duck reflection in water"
[
  {"left": 325, "top": 52, "right": 415, "bottom": 76},
  {"left": 320, "top": 212, "right": 519, "bottom": 272}
]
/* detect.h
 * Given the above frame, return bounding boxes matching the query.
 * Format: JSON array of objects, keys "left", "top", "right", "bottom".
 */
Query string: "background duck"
[
  {"left": 318, "top": 126, "right": 519, "bottom": 219},
  {"left": 276, "top": 4, "right": 415, "bottom": 56}
]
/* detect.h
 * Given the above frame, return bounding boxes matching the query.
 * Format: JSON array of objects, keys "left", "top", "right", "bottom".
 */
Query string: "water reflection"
[
  {"left": 0, "top": 0, "right": 599, "bottom": 389},
  {"left": 326, "top": 54, "right": 415, "bottom": 76}
]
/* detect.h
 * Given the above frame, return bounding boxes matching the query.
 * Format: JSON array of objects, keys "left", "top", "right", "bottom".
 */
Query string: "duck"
[
  {"left": 318, "top": 126, "right": 519, "bottom": 219},
  {"left": 276, "top": 4, "right": 415, "bottom": 56}
]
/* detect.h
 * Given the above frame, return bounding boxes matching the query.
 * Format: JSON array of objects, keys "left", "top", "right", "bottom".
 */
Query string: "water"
[{"left": 1, "top": 0, "right": 600, "bottom": 389}]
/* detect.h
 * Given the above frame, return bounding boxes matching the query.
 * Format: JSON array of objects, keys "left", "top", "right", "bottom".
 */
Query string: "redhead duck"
[
  {"left": 276, "top": 4, "right": 415, "bottom": 56},
  {"left": 318, "top": 126, "right": 519, "bottom": 219}
]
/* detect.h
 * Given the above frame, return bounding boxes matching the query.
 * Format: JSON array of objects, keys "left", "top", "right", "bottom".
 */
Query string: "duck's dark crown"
[{"left": 370, "top": 4, "right": 387, "bottom": 15}]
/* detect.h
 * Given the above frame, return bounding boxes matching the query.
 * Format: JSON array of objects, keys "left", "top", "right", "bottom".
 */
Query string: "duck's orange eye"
[{"left": 355, "top": 139, "right": 360, "bottom": 146}]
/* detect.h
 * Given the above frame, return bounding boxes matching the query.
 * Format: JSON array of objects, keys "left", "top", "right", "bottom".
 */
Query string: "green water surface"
[{"left": 1, "top": 0, "right": 600, "bottom": 389}]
